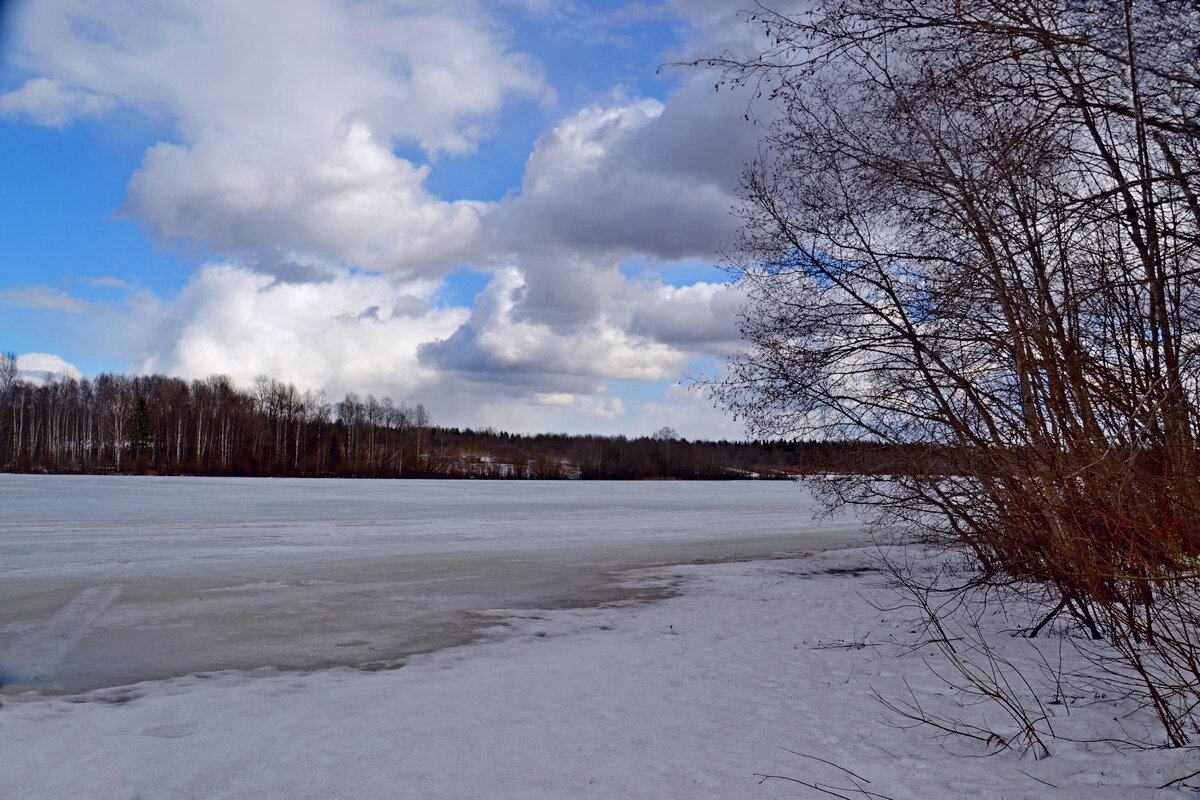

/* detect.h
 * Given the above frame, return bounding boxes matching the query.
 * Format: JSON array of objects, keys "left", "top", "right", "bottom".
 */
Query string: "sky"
[{"left": 0, "top": 0, "right": 773, "bottom": 439}]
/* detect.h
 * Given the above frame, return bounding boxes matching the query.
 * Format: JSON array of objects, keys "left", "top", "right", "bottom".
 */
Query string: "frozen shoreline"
[{"left": 1, "top": 546, "right": 1190, "bottom": 799}]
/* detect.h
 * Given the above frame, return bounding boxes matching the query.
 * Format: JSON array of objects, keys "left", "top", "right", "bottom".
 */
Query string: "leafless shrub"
[{"left": 698, "top": 0, "right": 1200, "bottom": 746}]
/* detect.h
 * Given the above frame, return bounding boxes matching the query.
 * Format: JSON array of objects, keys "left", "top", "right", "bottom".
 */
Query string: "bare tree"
[
  {"left": 651, "top": 426, "right": 679, "bottom": 441},
  {"left": 0, "top": 351, "right": 16, "bottom": 396},
  {"left": 700, "top": 0, "right": 1200, "bottom": 746}
]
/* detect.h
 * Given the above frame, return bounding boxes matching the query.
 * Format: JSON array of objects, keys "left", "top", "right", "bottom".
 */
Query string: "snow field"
[{"left": 1, "top": 546, "right": 1192, "bottom": 799}]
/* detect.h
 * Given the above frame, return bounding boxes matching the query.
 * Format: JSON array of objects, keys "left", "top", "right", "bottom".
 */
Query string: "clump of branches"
[{"left": 701, "top": 0, "right": 1200, "bottom": 746}]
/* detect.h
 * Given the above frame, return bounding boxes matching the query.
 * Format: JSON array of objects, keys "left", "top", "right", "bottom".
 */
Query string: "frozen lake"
[{"left": 0, "top": 476, "right": 864, "bottom": 692}]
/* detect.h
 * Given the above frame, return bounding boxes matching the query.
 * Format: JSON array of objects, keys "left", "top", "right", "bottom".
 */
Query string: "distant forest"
[{"left": 0, "top": 355, "right": 924, "bottom": 479}]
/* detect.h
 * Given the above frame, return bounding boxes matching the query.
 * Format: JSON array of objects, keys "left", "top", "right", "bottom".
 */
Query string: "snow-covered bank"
[{"left": 1, "top": 547, "right": 1192, "bottom": 799}]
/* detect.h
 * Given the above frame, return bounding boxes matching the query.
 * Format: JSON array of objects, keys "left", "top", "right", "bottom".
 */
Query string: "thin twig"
[
  {"left": 778, "top": 747, "right": 872, "bottom": 783},
  {"left": 756, "top": 773, "right": 853, "bottom": 800},
  {"left": 1158, "top": 767, "right": 1200, "bottom": 789},
  {"left": 1017, "top": 768, "right": 1059, "bottom": 789},
  {"left": 754, "top": 774, "right": 896, "bottom": 800}
]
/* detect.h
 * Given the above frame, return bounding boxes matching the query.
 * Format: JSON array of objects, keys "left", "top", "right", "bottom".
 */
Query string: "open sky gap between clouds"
[{"left": 0, "top": 0, "right": 790, "bottom": 438}]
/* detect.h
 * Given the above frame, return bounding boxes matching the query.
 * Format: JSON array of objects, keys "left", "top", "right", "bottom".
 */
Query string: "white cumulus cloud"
[
  {"left": 125, "top": 123, "right": 489, "bottom": 273},
  {"left": 138, "top": 264, "right": 468, "bottom": 399},
  {"left": 0, "top": 77, "right": 114, "bottom": 126},
  {"left": 8, "top": 0, "right": 548, "bottom": 275},
  {"left": 16, "top": 352, "right": 83, "bottom": 384},
  {"left": 420, "top": 266, "right": 689, "bottom": 385},
  {"left": 492, "top": 92, "right": 743, "bottom": 262}
]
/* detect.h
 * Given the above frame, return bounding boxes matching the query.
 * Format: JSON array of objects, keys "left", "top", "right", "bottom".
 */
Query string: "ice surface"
[{"left": 0, "top": 476, "right": 862, "bottom": 691}]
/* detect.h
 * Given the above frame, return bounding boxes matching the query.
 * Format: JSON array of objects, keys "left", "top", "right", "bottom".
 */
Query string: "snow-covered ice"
[
  {"left": 0, "top": 476, "right": 860, "bottom": 691},
  {"left": 1, "top": 545, "right": 1192, "bottom": 799},
  {"left": 2, "top": 475, "right": 1192, "bottom": 797}
]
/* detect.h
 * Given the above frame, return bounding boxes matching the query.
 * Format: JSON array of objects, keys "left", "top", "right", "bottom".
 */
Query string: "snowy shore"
[{"left": 1, "top": 546, "right": 1193, "bottom": 799}]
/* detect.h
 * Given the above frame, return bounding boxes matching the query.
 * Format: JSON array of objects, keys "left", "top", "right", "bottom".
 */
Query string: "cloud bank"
[{"left": 3, "top": 0, "right": 773, "bottom": 437}]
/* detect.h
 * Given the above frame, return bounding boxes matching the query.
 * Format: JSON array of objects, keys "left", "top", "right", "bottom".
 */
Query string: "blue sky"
[{"left": 0, "top": 0, "right": 761, "bottom": 438}]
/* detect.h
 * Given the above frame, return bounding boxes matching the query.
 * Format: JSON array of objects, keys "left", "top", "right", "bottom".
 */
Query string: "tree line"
[
  {"left": 0, "top": 354, "right": 924, "bottom": 479},
  {"left": 417, "top": 426, "right": 933, "bottom": 480},
  {"left": 0, "top": 357, "right": 433, "bottom": 477}
]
